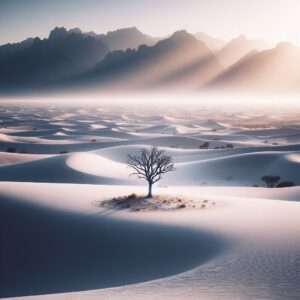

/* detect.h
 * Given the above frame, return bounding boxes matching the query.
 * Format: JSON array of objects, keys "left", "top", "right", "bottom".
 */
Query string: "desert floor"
[{"left": 1, "top": 101, "right": 300, "bottom": 300}]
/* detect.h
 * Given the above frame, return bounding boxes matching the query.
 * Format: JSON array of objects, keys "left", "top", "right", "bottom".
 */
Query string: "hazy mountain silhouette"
[
  {"left": 0, "top": 26, "right": 158, "bottom": 93},
  {"left": 217, "top": 35, "right": 269, "bottom": 68},
  {"left": 72, "top": 27, "right": 158, "bottom": 50},
  {"left": 0, "top": 27, "right": 109, "bottom": 91},
  {"left": 2, "top": 25, "right": 300, "bottom": 95},
  {"left": 194, "top": 32, "right": 225, "bottom": 52},
  {"left": 74, "top": 30, "right": 223, "bottom": 91},
  {"left": 97, "top": 27, "right": 159, "bottom": 51},
  {"left": 209, "top": 42, "right": 300, "bottom": 93}
]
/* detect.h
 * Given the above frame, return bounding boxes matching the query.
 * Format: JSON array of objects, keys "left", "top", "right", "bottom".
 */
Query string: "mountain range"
[
  {"left": 73, "top": 30, "right": 223, "bottom": 92},
  {"left": 1, "top": 26, "right": 300, "bottom": 95},
  {"left": 209, "top": 42, "right": 300, "bottom": 93}
]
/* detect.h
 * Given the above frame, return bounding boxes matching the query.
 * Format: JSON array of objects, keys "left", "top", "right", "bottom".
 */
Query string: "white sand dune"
[
  {"left": 165, "top": 150, "right": 300, "bottom": 186},
  {"left": 0, "top": 140, "right": 123, "bottom": 154},
  {"left": 0, "top": 183, "right": 227, "bottom": 298},
  {"left": 130, "top": 135, "right": 244, "bottom": 149},
  {"left": 1, "top": 183, "right": 300, "bottom": 300},
  {"left": 1, "top": 146, "right": 300, "bottom": 187},
  {"left": 94, "top": 144, "right": 210, "bottom": 163},
  {"left": 0, "top": 133, "right": 20, "bottom": 143},
  {"left": 0, "top": 152, "right": 49, "bottom": 165},
  {"left": 66, "top": 152, "right": 135, "bottom": 181},
  {"left": 1, "top": 104, "right": 300, "bottom": 300},
  {"left": 0, "top": 154, "right": 132, "bottom": 184}
]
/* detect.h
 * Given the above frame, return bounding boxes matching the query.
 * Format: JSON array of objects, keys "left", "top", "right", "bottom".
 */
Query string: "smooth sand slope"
[
  {"left": 1, "top": 104, "right": 300, "bottom": 300},
  {"left": 1, "top": 183, "right": 300, "bottom": 300},
  {"left": 1, "top": 148, "right": 300, "bottom": 187},
  {"left": 0, "top": 183, "right": 227, "bottom": 298}
]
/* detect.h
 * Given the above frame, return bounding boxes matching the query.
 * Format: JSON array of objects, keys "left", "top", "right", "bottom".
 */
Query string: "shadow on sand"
[{"left": 0, "top": 195, "right": 230, "bottom": 298}]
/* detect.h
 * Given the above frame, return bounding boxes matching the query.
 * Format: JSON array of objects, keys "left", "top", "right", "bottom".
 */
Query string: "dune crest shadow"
[{"left": 0, "top": 195, "right": 229, "bottom": 298}]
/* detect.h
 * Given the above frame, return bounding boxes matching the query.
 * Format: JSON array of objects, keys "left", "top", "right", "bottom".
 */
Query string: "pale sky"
[{"left": 1, "top": 0, "right": 300, "bottom": 45}]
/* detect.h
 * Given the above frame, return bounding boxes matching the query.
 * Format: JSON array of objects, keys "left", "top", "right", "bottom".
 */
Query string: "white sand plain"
[{"left": 1, "top": 102, "right": 300, "bottom": 300}]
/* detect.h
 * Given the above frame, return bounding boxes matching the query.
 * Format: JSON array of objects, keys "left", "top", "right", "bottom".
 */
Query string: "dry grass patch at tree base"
[{"left": 100, "top": 193, "right": 216, "bottom": 212}]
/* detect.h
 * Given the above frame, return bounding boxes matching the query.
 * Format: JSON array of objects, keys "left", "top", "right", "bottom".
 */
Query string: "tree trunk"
[{"left": 147, "top": 182, "right": 153, "bottom": 198}]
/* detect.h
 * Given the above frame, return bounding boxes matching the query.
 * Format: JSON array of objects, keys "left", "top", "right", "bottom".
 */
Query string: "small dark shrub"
[
  {"left": 199, "top": 142, "right": 210, "bottom": 149},
  {"left": 59, "top": 150, "right": 68, "bottom": 154},
  {"left": 7, "top": 147, "right": 16, "bottom": 153},
  {"left": 127, "top": 193, "right": 137, "bottom": 200},
  {"left": 261, "top": 175, "right": 281, "bottom": 188},
  {"left": 277, "top": 181, "right": 295, "bottom": 188}
]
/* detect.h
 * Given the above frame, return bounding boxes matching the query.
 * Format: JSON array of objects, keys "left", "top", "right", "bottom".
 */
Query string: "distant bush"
[
  {"left": 261, "top": 175, "right": 281, "bottom": 188},
  {"left": 199, "top": 142, "right": 210, "bottom": 149},
  {"left": 59, "top": 150, "right": 68, "bottom": 154},
  {"left": 277, "top": 181, "right": 295, "bottom": 188},
  {"left": 226, "top": 143, "right": 234, "bottom": 148},
  {"left": 6, "top": 147, "right": 16, "bottom": 153},
  {"left": 91, "top": 139, "right": 97, "bottom": 142},
  {"left": 127, "top": 193, "right": 137, "bottom": 200}
]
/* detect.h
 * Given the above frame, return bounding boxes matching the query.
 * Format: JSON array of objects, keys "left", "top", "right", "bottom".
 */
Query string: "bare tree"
[{"left": 127, "top": 147, "right": 174, "bottom": 198}]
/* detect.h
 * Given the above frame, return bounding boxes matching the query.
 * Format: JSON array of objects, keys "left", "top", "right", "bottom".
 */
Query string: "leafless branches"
[{"left": 127, "top": 147, "right": 174, "bottom": 197}]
